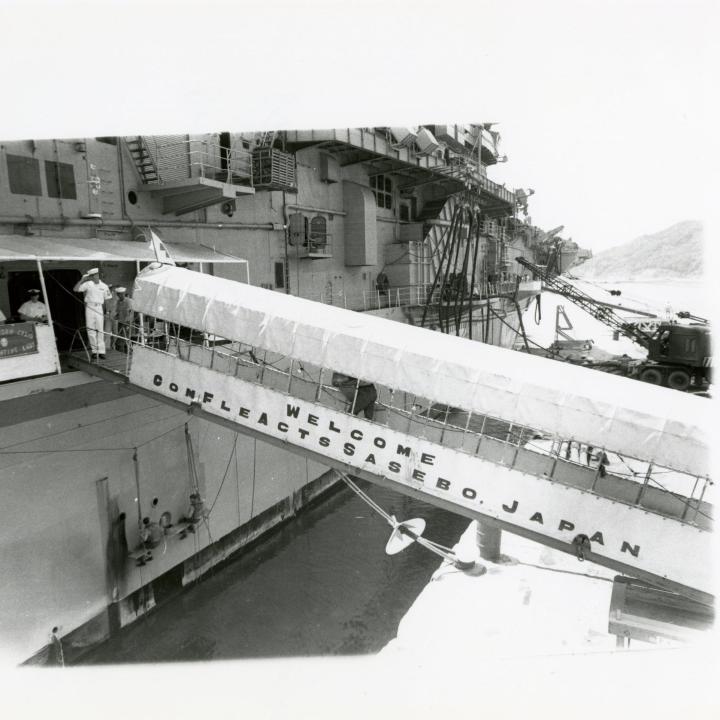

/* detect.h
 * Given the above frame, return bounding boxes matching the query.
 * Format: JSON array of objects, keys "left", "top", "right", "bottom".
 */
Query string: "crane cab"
[{"left": 642, "top": 323, "right": 712, "bottom": 390}]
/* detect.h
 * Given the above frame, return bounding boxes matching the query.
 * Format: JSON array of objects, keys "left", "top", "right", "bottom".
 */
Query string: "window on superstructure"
[
  {"left": 310, "top": 216, "right": 327, "bottom": 245},
  {"left": 6, "top": 154, "right": 42, "bottom": 196},
  {"left": 45, "top": 161, "right": 77, "bottom": 199},
  {"left": 370, "top": 174, "right": 393, "bottom": 210}
]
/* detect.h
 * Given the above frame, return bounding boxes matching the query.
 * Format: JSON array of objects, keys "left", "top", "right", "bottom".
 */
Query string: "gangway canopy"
[
  {"left": 0, "top": 235, "right": 245, "bottom": 264},
  {"left": 132, "top": 265, "right": 710, "bottom": 478}
]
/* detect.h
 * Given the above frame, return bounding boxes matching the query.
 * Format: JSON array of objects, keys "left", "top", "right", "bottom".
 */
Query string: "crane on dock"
[{"left": 515, "top": 254, "right": 712, "bottom": 392}]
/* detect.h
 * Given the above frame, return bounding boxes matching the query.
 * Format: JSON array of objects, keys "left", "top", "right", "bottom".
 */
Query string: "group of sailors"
[
  {"left": 0, "top": 267, "right": 135, "bottom": 359},
  {"left": 72, "top": 268, "right": 134, "bottom": 358},
  {"left": 557, "top": 440, "right": 611, "bottom": 476}
]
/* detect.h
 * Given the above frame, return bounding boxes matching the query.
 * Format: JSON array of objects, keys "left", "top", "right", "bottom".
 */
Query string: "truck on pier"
[{"left": 515, "top": 255, "right": 712, "bottom": 392}]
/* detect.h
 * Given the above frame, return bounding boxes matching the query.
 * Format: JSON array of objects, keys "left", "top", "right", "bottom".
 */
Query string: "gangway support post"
[{"left": 476, "top": 520, "right": 502, "bottom": 561}]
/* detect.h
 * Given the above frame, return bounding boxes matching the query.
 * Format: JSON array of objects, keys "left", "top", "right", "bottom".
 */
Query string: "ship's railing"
[
  {"left": 93, "top": 325, "right": 712, "bottom": 531},
  {"left": 298, "top": 284, "right": 430, "bottom": 311},
  {"left": 435, "top": 156, "right": 516, "bottom": 205},
  {"left": 480, "top": 221, "right": 513, "bottom": 242},
  {"left": 298, "top": 279, "right": 521, "bottom": 312},
  {"left": 143, "top": 137, "right": 253, "bottom": 186},
  {"left": 475, "top": 173, "right": 515, "bottom": 205},
  {"left": 483, "top": 279, "right": 518, "bottom": 296}
]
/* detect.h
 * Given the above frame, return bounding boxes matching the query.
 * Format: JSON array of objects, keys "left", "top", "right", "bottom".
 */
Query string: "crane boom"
[
  {"left": 543, "top": 288, "right": 658, "bottom": 318},
  {"left": 516, "top": 256, "right": 654, "bottom": 349}
]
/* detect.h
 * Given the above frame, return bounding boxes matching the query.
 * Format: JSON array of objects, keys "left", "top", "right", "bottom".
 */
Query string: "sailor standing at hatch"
[{"left": 73, "top": 268, "right": 112, "bottom": 359}]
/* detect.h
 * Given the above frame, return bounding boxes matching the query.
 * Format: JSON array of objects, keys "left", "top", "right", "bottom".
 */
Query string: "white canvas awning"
[
  {"left": 0, "top": 235, "right": 246, "bottom": 264},
  {"left": 131, "top": 265, "right": 711, "bottom": 478}
]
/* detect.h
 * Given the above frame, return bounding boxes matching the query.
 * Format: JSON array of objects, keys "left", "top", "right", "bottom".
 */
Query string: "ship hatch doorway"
[
  {"left": 219, "top": 131, "right": 231, "bottom": 173},
  {"left": 7, "top": 268, "right": 83, "bottom": 351},
  {"left": 44, "top": 269, "right": 84, "bottom": 351}
]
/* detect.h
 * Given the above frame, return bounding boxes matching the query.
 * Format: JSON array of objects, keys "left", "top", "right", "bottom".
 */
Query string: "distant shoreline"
[{"left": 571, "top": 275, "right": 704, "bottom": 285}]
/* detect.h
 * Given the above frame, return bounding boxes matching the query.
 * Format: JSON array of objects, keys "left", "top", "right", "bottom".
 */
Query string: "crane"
[{"left": 515, "top": 255, "right": 712, "bottom": 392}]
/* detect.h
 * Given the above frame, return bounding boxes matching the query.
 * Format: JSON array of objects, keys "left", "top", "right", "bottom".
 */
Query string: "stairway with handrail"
[{"left": 122, "top": 135, "right": 255, "bottom": 215}]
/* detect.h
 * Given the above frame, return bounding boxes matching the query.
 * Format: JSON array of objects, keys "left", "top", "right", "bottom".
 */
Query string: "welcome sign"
[{"left": 129, "top": 346, "right": 712, "bottom": 596}]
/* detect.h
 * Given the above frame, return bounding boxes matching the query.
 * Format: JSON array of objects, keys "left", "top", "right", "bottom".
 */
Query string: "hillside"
[{"left": 572, "top": 221, "right": 704, "bottom": 281}]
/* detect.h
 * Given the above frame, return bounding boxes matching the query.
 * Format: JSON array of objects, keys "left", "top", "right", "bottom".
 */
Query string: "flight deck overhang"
[
  {"left": 284, "top": 127, "right": 516, "bottom": 212},
  {"left": 0, "top": 235, "right": 246, "bottom": 264}
]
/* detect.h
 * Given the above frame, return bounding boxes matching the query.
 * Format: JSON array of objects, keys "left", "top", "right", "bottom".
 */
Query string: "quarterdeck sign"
[{"left": 0, "top": 322, "right": 38, "bottom": 359}]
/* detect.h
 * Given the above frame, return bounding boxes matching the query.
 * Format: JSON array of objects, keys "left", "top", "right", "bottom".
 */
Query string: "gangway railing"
[
  {"left": 67, "top": 328, "right": 716, "bottom": 532},
  {"left": 67, "top": 317, "right": 714, "bottom": 604}
]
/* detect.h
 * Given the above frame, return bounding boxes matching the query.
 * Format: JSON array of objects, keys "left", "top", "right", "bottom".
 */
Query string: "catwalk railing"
[
  {"left": 299, "top": 280, "right": 521, "bottom": 312},
  {"left": 142, "top": 137, "right": 253, "bottom": 186}
]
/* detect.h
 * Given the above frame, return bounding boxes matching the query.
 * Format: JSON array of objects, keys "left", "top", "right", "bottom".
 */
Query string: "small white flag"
[{"left": 149, "top": 229, "right": 176, "bottom": 265}]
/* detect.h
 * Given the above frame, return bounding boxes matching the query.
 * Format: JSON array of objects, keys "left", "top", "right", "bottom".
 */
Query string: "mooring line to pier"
[{"left": 336, "top": 471, "right": 475, "bottom": 570}]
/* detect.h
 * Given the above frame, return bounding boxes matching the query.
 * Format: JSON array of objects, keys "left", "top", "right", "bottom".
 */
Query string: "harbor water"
[{"left": 76, "top": 480, "right": 469, "bottom": 664}]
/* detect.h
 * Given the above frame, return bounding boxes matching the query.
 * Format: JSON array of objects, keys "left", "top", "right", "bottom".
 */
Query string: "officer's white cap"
[
  {"left": 87, "top": 268, "right": 99, "bottom": 275},
  {"left": 28, "top": 288, "right": 41, "bottom": 294},
  {"left": 116, "top": 286, "right": 127, "bottom": 293}
]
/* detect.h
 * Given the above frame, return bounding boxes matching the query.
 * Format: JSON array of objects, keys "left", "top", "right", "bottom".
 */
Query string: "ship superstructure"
[{"left": 1, "top": 125, "right": 567, "bottom": 664}]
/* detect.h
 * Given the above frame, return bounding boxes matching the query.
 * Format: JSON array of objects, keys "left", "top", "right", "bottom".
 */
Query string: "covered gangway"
[
  {"left": 131, "top": 264, "right": 710, "bottom": 479},
  {"left": 65, "top": 263, "right": 712, "bottom": 604}
]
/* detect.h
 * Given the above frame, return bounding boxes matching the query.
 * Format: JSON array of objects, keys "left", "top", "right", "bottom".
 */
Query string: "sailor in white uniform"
[
  {"left": 18, "top": 289, "right": 48, "bottom": 322},
  {"left": 73, "top": 268, "right": 112, "bottom": 358}
]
